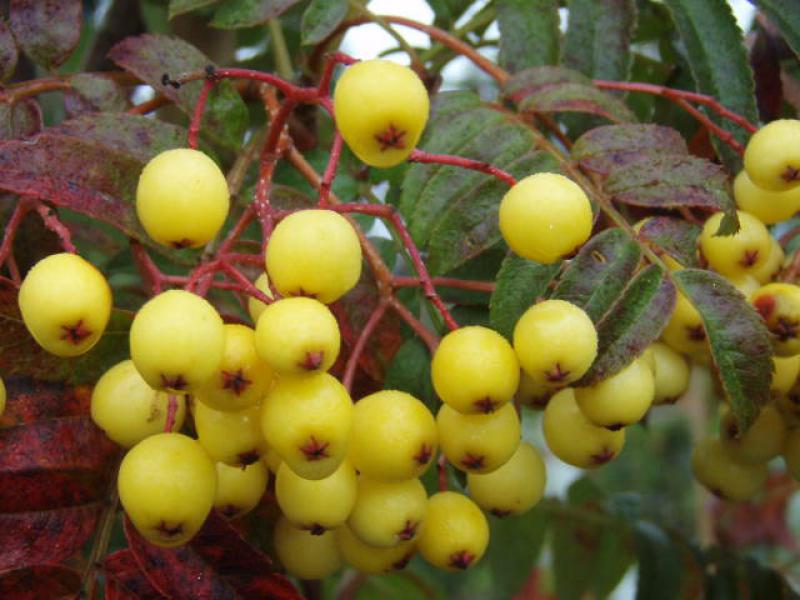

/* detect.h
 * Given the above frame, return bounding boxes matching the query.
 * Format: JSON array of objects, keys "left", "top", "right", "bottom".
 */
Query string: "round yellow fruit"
[
  {"left": 91, "top": 360, "right": 186, "bottom": 448},
  {"left": 214, "top": 460, "right": 268, "bottom": 519},
  {"left": 335, "top": 526, "right": 415, "bottom": 574},
  {"left": 417, "top": 492, "right": 489, "bottom": 572},
  {"left": 18, "top": 253, "right": 112, "bottom": 357},
  {"left": 499, "top": 173, "right": 593, "bottom": 264},
  {"left": 136, "top": 148, "right": 229, "bottom": 248},
  {"left": 273, "top": 516, "right": 342, "bottom": 580},
  {"left": 575, "top": 357, "right": 654, "bottom": 429},
  {"left": 333, "top": 59, "right": 429, "bottom": 168},
  {"left": 129, "top": 289, "right": 225, "bottom": 392},
  {"left": 246, "top": 273, "right": 273, "bottom": 324},
  {"left": 437, "top": 402, "right": 520, "bottom": 473},
  {"left": 750, "top": 283, "right": 800, "bottom": 356},
  {"left": 691, "top": 437, "right": 768, "bottom": 501},
  {"left": 194, "top": 401, "right": 267, "bottom": 467},
  {"left": 734, "top": 170, "right": 800, "bottom": 224},
  {"left": 719, "top": 403, "right": 787, "bottom": 465},
  {"left": 744, "top": 119, "right": 800, "bottom": 191},
  {"left": 662, "top": 292, "right": 707, "bottom": 355},
  {"left": 647, "top": 342, "right": 690, "bottom": 404},
  {"left": 727, "top": 273, "right": 761, "bottom": 299},
  {"left": 515, "top": 370, "right": 554, "bottom": 409},
  {"left": 772, "top": 355, "right": 800, "bottom": 395},
  {"left": 431, "top": 326, "right": 519, "bottom": 414},
  {"left": 348, "top": 477, "right": 428, "bottom": 548},
  {"left": 265, "top": 209, "right": 362, "bottom": 304},
  {"left": 118, "top": 433, "right": 216, "bottom": 547},
  {"left": 699, "top": 211, "right": 771, "bottom": 278},
  {"left": 752, "top": 237, "right": 784, "bottom": 284}
]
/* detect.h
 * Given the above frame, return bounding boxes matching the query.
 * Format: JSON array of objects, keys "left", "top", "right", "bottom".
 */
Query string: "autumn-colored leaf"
[
  {"left": 105, "top": 550, "right": 167, "bottom": 600},
  {"left": 0, "top": 564, "right": 81, "bottom": 600},
  {"left": 8, "top": 0, "right": 81, "bottom": 70}
]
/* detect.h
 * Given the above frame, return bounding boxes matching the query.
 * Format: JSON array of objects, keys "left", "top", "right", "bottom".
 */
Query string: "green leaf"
[
  {"left": 674, "top": 269, "right": 773, "bottom": 430},
  {"left": 702, "top": 547, "right": 798, "bottom": 599},
  {"left": 301, "top": 0, "right": 348, "bottom": 45},
  {"left": 552, "top": 228, "right": 642, "bottom": 322},
  {"left": 0, "top": 18, "right": 19, "bottom": 82},
  {"left": 211, "top": 0, "right": 302, "bottom": 29},
  {"left": 169, "top": 0, "right": 220, "bottom": 18},
  {"left": 384, "top": 338, "right": 436, "bottom": 410},
  {"left": 754, "top": 0, "right": 800, "bottom": 57},
  {"left": 64, "top": 74, "right": 127, "bottom": 116},
  {"left": 636, "top": 216, "right": 701, "bottom": 268},
  {"left": 496, "top": 0, "right": 560, "bottom": 73},
  {"left": 563, "top": 0, "right": 637, "bottom": 81},
  {"left": 661, "top": 0, "right": 757, "bottom": 172},
  {"left": 489, "top": 255, "right": 560, "bottom": 340},
  {"left": 634, "top": 521, "right": 704, "bottom": 600},
  {"left": 579, "top": 265, "right": 676, "bottom": 385}
]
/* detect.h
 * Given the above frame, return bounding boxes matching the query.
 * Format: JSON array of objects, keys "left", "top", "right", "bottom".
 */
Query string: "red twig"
[
  {"left": 317, "top": 52, "right": 358, "bottom": 96},
  {"left": 174, "top": 67, "right": 317, "bottom": 103},
  {"left": 409, "top": 149, "right": 517, "bottom": 187},
  {"left": 673, "top": 97, "right": 745, "bottom": 155},
  {"left": 130, "top": 240, "right": 165, "bottom": 295},
  {"left": 387, "top": 295, "right": 438, "bottom": 353},
  {"left": 34, "top": 202, "right": 76, "bottom": 253},
  {"left": 342, "top": 299, "right": 389, "bottom": 392},
  {"left": 164, "top": 395, "right": 179, "bottom": 432},
  {"left": 219, "top": 260, "right": 273, "bottom": 305},
  {"left": 127, "top": 94, "right": 171, "bottom": 115},
  {"left": 393, "top": 276, "right": 495, "bottom": 293},
  {"left": 0, "top": 198, "right": 32, "bottom": 269},
  {"left": 254, "top": 99, "right": 295, "bottom": 241},
  {"left": 188, "top": 78, "right": 215, "bottom": 149},
  {"left": 319, "top": 132, "right": 344, "bottom": 206}
]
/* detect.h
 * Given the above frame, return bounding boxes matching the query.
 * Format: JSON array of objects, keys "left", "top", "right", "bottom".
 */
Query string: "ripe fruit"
[
  {"left": 752, "top": 237, "right": 784, "bottom": 284},
  {"left": 750, "top": 283, "right": 800, "bottom": 356},
  {"left": 136, "top": 148, "right": 229, "bottom": 248},
  {"left": 214, "top": 461, "right": 268, "bottom": 519},
  {"left": 18, "top": 253, "right": 112, "bottom": 357},
  {"left": 348, "top": 477, "right": 428, "bottom": 548},
  {"left": 333, "top": 59, "right": 429, "bottom": 168},
  {"left": 91, "top": 360, "right": 186, "bottom": 448},
  {"left": 662, "top": 292, "right": 706, "bottom": 355},
  {"left": 543, "top": 388, "right": 625, "bottom": 468},
  {"left": 431, "top": 326, "right": 519, "bottom": 414},
  {"left": 727, "top": 273, "right": 761, "bottom": 298},
  {"left": 467, "top": 442, "right": 546, "bottom": 517},
  {"left": 197, "top": 324, "right": 273, "bottom": 412},
  {"left": 261, "top": 372, "right": 352, "bottom": 480},
  {"left": 276, "top": 460, "right": 357, "bottom": 533},
  {"left": 129, "top": 290, "right": 225, "bottom": 392},
  {"left": 265, "top": 209, "right": 362, "bottom": 304},
  {"left": 194, "top": 402, "right": 267, "bottom": 467},
  {"left": 349, "top": 390, "right": 437, "bottom": 481},
  {"left": 691, "top": 437, "right": 768, "bottom": 501},
  {"left": 783, "top": 429, "right": 800, "bottom": 480},
  {"left": 437, "top": 403, "right": 520, "bottom": 473},
  {"left": 498, "top": 173, "right": 592, "bottom": 264},
  {"left": 335, "top": 526, "right": 415, "bottom": 573},
  {"left": 719, "top": 403, "right": 787, "bottom": 464},
  {"left": 772, "top": 355, "right": 800, "bottom": 395},
  {"left": 515, "top": 370, "right": 554, "bottom": 409},
  {"left": 744, "top": 119, "right": 800, "bottom": 191},
  {"left": 699, "top": 211, "right": 771, "bottom": 278},
  {"left": 646, "top": 342, "right": 690, "bottom": 404},
  {"left": 273, "top": 516, "right": 342, "bottom": 580},
  {"left": 513, "top": 300, "right": 598, "bottom": 387},
  {"left": 247, "top": 272, "right": 272, "bottom": 324},
  {"left": 417, "top": 492, "right": 489, "bottom": 572},
  {"left": 574, "top": 357, "right": 655, "bottom": 429},
  {"left": 118, "top": 433, "right": 216, "bottom": 547},
  {"left": 733, "top": 170, "right": 800, "bottom": 224},
  {"left": 254, "top": 297, "right": 340, "bottom": 375},
  {"left": 777, "top": 384, "right": 800, "bottom": 424}
]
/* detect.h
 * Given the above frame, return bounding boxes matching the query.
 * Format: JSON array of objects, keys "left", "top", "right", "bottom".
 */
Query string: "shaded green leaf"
[
  {"left": 0, "top": 18, "right": 18, "bottom": 81},
  {"left": 489, "top": 255, "right": 560, "bottom": 340},
  {"left": 579, "top": 265, "right": 676, "bottom": 385},
  {"left": 64, "top": 74, "right": 128, "bottom": 117},
  {"left": 211, "top": 0, "right": 303, "bottom": 29},
  {"left": 496, "top": 0, "right": 559, "bottom": 72},
  {"left": 634, "top": 521, "right": 704, "bottom": 600},
  {"left": 301, "top": 0, "right": 348, "bottom": 45},
  {"left": 552, "top": 228, "right": 642, "bottom": 322},
  {"left": 636, "top": 216, "right": 701, "bottom": 268},
  {"left": 702, "top": 547, "right": 798, "bottom": 600},
  {"left": 384, "top": 338, "right": 436, "bottom": 410},
  {"left": 674, "top": 269, "right": 773, "bottom": 430},
  {"left": 8, "top": 0, "right": 81, "bottom": 70},
  {"left": 755, "top": 0, "right": 800, "bottom": 57},
  {"left": 169, "top": 0, "right": 220, "bottom": 19}
]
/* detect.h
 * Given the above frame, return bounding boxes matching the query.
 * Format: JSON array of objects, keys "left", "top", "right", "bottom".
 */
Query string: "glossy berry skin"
[
  {"left": 515, "top": 370, "right": 554, "bottom": 409},
  {"left": 273, "top": 516, "right": 342, "bottom": 580},
  {"left": 19, "top": 253, "right": 112, "bottom": 357},
  {"left": 744, "top": 119, "right": 800, "bottom": 191},
  {"left": 194, "top": 402, "right": 267, "bottom": 467},
  {"left": 254, "top": 297, "right": 340, "bottom": 375},
  {"left": 214, "top": 461, "right": 268, "bottom": 519},
  {"left": 246, "top": 273, "right": 272, "bottom": 324},
  {"left": 467, "top": 442, "right": 546, "bottom": 517},
  {"left": 699, "top": 211, "right": 771, "bottom": 278},
  {"left": 335, "top": 526, "right": 415, "bottom": 574},
  {"left": 136, "top": 148, "right": 229, "bottom": 248},
  {"left": 499, "top": 173, "right": 592, "bottom": 264},
  {"left": 575, "top": 357, "right": 654, "bottom": 429},
  {"left": 265, "top": 209, "right": 362, "bottom": 304},
  {"left": 276, "top": 460, "right": 357, "bottom": 533},
  {"left": 662, "top": 292, "right": 707, "bottom": 355},
  {"left": 734, "top": 170, "right": 800, "bottom": 224},
  {"left": 752, "top": 237, "right": 784, "bottom": 284},
  {"left": 261, "top": 372, "right": 352, "bottom": 480},
  {"left": 431, "top": 326, "right": 519, "bottom": 414},
  {"left": 349, "top": 390, "right": 437, "bottom": 481},
  {"left": 118, "top": 433, "right": 216, "bottom": 547},
  {"left": 333, "top": 59, "right": 429, "bottom": 168},
  {"left": 197, "top": 324, "right": 273, "bottom": 412},
  {"left": 543, "top": 388, "right": 625, "bottom": 468},
  {"left": 417, "top": 492, "right": 489, "bottom": 572},
  {"left": 784, "top": 429, "right": 800, "bottom": 481},
  {"left": 750, "top": 283, "right": 800, "bottom": 356},
  {"left": 691, "top": 437, "right": 768, "bottom": 501},
  {"left": 91, "top": 360, "right": 186, "bottom": 448},
  {"left": 348, "top": 477, "right": 428, "bottom": 548},
  {"left": 129, "top": 290, "right": 225, "bottom": 392},
  {"left": 437, "top": 403, "right": 520, "bottom": 474},
  {"left": 645, "top": 342, "right": 690, "bottom": 404},
  {"left": 513, "top": 300, "right": 597, "bottom": 387},
  {"left": 771, "top": 355, "right": 800, "bottom": 394},
  {"left": 719, "top": 404, "right": 787, "bottom": 465}
]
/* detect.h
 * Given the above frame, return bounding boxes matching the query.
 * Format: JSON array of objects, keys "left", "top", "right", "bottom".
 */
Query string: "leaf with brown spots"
[
  {"left": 105, "top": 550, "right": 167, "bottom": 599},
  {"left": 8, "top": 0, "right": 81, "bottom": 70},
  {"left": 0, "top": 565, "right": 81, "bottom": 599}
]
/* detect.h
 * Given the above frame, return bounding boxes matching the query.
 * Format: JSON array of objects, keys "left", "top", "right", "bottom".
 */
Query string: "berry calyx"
[
  {"left": 750, "top": 283, "right": 800, "bottom": 356},
  {"left": 417, "top": 492, "right": 489, "bottom": 572},
  {"left": 273, "top": 516, "right": 342, "bottom": 580}
]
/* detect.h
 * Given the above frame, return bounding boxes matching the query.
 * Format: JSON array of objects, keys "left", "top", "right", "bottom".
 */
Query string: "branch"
[
  {"left": 342, "top": 299, "right": 389, "bottom": 392},
  {"left": 388, "top": 295, "right": 438, "bottom": 353},
  {"left": 34, "top": 202, "right": 76, "bottom": 253},
  {"left": 409, "top": 149, "right": 517, "bottom": 187},
  {"left": 393, "top": 276, "right": 495, "bottom": 293}
]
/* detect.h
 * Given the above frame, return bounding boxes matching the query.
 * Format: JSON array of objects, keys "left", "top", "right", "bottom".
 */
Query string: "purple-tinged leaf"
[
  {"left": 169, "top": 0, "right": 221, "bottom": 19},
  {"left": 64, "top": 73, "right": 128, "bottom": 118},
  {"left": 211, "top": 0, "right": 304, "bottom": 29},
  {"left": 0, "top": 18, "right": 19, "bottom": 81},
  {"left": 105, "top": 550, "right": 167, "bottom": 600},
  {"left": 636, "top": 216, "right": 701, "bottom": 269},
  {"left": 0, "top": 565, "right": 81, "bottom": 599},
  {"left": 0, "top": 378, "right": 91, "bottom": 427},
  {"left": 496, "top": 0, "right": 560, "bottom": 72},
  {"left": 0, "top": 99, "right": 42, "bottom": 140},
  {"left": 8, "top": 0, "right": 81, "bottom": 70}
]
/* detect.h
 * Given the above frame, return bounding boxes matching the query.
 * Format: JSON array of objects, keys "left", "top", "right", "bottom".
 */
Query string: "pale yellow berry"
[
  {"left": 662, "top": 292, "right": 706, "bottom": 355},
  {"left": 647, "top": 342, "right": 690, "bottom": 404},
  {"left": 437, "top": 402, "right": 520, "bottom": 473},
  {"left": 744, "top": 119, "right": 800, "bottom": 191},
  {"left": 719, "top": 403, "right": 787, "bottom": 465},
  {"left": 691, "top": 437, "right": 768, "bottom": 501},
  {"left": 417, "top": 492, "right": 489, "bottom": 572},
  {"left": 247, "top": 273, "right": 273, "bottom": 324},
  {"left": 575, "top": 358, "right": 654, "bottom": 429},
  {"left": 772, "top": 355, "right": 800, "bottom": 394},
  {"left": 734, "top": 170, "right": 800, "bottom": 224},
  {"left": 214, "top": 461, "right": 268, "bottom": 519},
  {"left": 699, "top": 211, "right": 771, "bottom": 278},
  {"left": 348, "top": 477, "right": 428, "bottom": 548},
  {"left": 273, "top": 516, "right": 342, "bottom": 580},
  {"left": 751, "top": 283, "right": 800, "bottom": 356},
  {"left": 335, "top": 526, "right": 415, "bottom": 574},
  {"left": 752, "top": 237, "right": 784, "bottom": 284},
  {"left": 194, "top": 402, "right": 267, "bottom": 467}
]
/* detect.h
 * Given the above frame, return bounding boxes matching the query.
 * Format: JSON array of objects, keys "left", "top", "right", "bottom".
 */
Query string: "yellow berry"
[
  {"left": 261, "top": 372, "right": 352, "bottom": 480},
  {"left": 744, "top": 119, "right": 800, "bottom": 191},
  {"left": 691, "top": 437, "right": 768, "bottom": 501},
  {"left": 699, "top": 211, "right": 771, "bottom": 278},
  {"left": 194, "top": 402, "right": 267, "bottom": 467},
  {"left": 783, "top": 428, "right": 800, "bottom": 480},
  {"left": 647, "top": 342, "right": 690, "bottom": 404},
  {"left": 136, "top": 148, "right": 229, "bottom": 248},
  {"left": 773, "top": 355, "right": 800, "bottom": 394},
  {"left": 575, "top": 357, "right": 654, "bottom": 429},
  {"left": 273, "top": 516, "right": 342, "bottom": 580},
  {"left": 662, "top": 292, "right": 706, "bottom": 355},
  {"left": 437, "top": 402, "right": 520, "bottom": 473},
  {"left": 719, "top": 403, "right": 787, "bottom": 464},
  {"left": 515, "top": 370, "right": 555, "bottom": 409},
  {"left": 18, "top": 253, "right": 112, "bottom": 357},
  {"left": 214, "top": 461, "right": 268, "bottom": 519},
  {"left": 513, "top": 300, "right": 598, "bottom": 387},
  {"left": 727, "top": 273, "right": 761, "bottom": 298},
  {"left": 129, "top": 289, "right": 225, "bottom": 392},
  {"left": 543, "top": 388, "right": 625, "bottom": 468},
  {"left": 776, "top": 385, "right": 800, "bottom": 424},
  {"left": 348, "top": 477, "right": 428, "bottom": 548},
  {"left": 751, "top": 283, "right": 800, "bottom": 356},
  {"left": 335, "top": 526, "right": 415, "bottom": 574},
  {"left": 752, "top": 237, "right": 784, "bottom": 284},
  {"left": 246, "top": 273, "right": 273, "bottom": 324},
  {"left": 254, "top": 297, "right": 340, "bottom": 375},
  {"left": 265, "top": 209, "right": 362, "bottom": 304},
  {"left": 467, "top": 442, "right": 546, "bottom": 517},
  {"left": 734, "top": 170, "right": 800, "bottom": 224},
  {"left": 499, "top": 173, "right": 592, "bottom": 264},
  {"left": 261, "top": 444, "right": 283, "bottom": 474},
  {"left": 118, "top": 433, "right": 216, "bottom": 547},
  {"left": 417, "top": 492, "right": 489, "bottom": 572},
  {"left": 333, "top": 59, "right": 429, "bottom": 168},
  {"left": 431, "top": 326, "right": 519, "bottom": 414},
  {"left": 91, "top": 360, "right": 186, "bottom": 448}
]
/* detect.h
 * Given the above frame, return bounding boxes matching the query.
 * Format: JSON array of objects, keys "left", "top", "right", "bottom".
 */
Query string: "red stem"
[
  {"left": 393, "top": 276, "right": 495, "bottom": 293},
  {"left": 342, "top": 299, "right": 389, "bottom": 392},
  {"left": 0, "top": 198, "right": 32, "bottom": 268},
  {"left": 317, "top": 52, "right": 358, "bottom": 96},
  {"left": 388, "top": 295, "right": 438, "bottom": 353},
  {"left": 219, "top": 260, "right": 273, "bottom": 305},
  {"left": 176, "top": 67, "right": 317, "bottom": 103},
  {"left": 188, "top": 78, "right": 215, "bottom": 149},
  {"left": 673, "top": 97, "right": 745, "bottom": 155},
  {"left": 409, "top": 149, "right": 517, "bottom": 187},
  {"left": 164, "top": 395, "right": 179, "bottom": 432},
  {"left": 130, "top": 241, "right": 165, "bottom": 295},
  {"left": 34, "top": 202, "right": 76, "bottom": 253},
  {"left": 319, "top": 132, "right": 344, "bottom": 206}
]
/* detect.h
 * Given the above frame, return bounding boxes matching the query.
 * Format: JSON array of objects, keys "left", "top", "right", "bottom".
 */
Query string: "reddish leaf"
[
  {"left": 0, "top": 378, "right": 91, "bottom": 426},
  {"left": 0, "top": 564, "right": 81, "bottom": 599},
  {"left": 0, "top": 18, "right": 19, "bottom": 81},
  {"left": 64, "top": 73, "right": 128, "bottom": 118},
  {"left": 8, "top": 0, "right": 81, "bottom": 70},
  {"left": 125, "top": 513, "right": 302, "bottom": 600},
  {"left": 211, "top": 0, "right": 304, "bottom": 29},
  {"left": 636, "top": 216, "right": 702, "bottom": 269},
  {"left": 0, "top": 99, "right": 43, "bottom": 140},
  {"left": 105, "top": 550, "right": 166, "bottom": 600}
]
